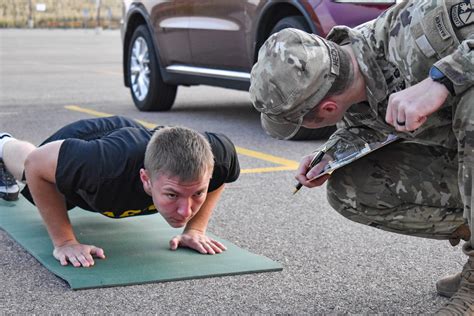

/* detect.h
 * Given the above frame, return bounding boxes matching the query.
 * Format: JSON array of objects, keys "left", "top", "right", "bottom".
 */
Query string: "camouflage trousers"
[{"left": 327, "top": 89, "right": 474, "bottom": 243}]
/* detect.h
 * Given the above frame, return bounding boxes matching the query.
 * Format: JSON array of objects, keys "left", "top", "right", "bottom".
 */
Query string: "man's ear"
[
  {"left": 140, "top": 168, "right": 152, "bottom": 194},
  {"left": 318, "top": 99, "right": 339, "bottom": 117}
]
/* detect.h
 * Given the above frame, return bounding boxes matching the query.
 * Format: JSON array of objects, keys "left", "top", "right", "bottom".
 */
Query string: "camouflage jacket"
[{"left": 322, "top": 0, "right": 474, "bottom": 150}]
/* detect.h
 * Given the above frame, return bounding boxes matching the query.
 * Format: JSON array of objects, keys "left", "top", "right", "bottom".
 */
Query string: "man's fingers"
[
  {"left": 295, "top": 174, "right": 309, "bottom": 185},
  {"left": 169, "top": 236, "right": 180, "bottom": 250},
  {"left": 299, "top": 174, "right": 329, "bottom": 188},
  {"left": 53, "top": 244, "right": 105, "bottom": 268},
  {"left": 90, "top": 246, "right": 106, "bottom": 259},
  {"left": 76, "top": 254, "right": 91, "bottom": 267},
  {"left": 202, "top": 242, "right": 216, "bottom": 255},
  {"left": 296, "top": 155, "right": 313, "bottom": 178},
  {"left": 58, "top": 254, "right": 68, "bottom": 266},
  {"left": 192, "top": 241, "right": 207, "bottom": 254},
  {"left": 188, "top": 238, "right": 211, "bottom": 254},
  {"left": 406, "top": 115, "right": 426, "bottom": 131},
  {"left": 201, "top": 239, "right": 227, "bottom": 255},
  {"left": 83, "top": 253, "right": 95, "bottom": 266},
  {"left": 67, "top": 256, "right": 81, "bottom": 268},
  {"left": 211, "top": 240, "right": 227, "bottom": 251},
  {"left": 396, "top": 112, "right": 406, "bottom": 126},
  {"left": 306, "top": 162, "right": 325, "bottom": 179},
  {"left": 417, "top": 116, "right": 427, "bottom": 127},
  {"left": 208, "top": 241, "right": 223, "bottom": 254},
  {"left": 172, "top": 234, "right": 227, "bottom": 255},
  {"left": 385, "top": 98, "right": 393, "bottom": 124}
]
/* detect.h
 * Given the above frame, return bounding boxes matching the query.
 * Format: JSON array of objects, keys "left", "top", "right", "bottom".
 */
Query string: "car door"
[
  {"left": 188, "top": 0, "right": 250, "bottom": 71},
  {"left": 149, "top": 0, "right": 192, "bottom": 67}
]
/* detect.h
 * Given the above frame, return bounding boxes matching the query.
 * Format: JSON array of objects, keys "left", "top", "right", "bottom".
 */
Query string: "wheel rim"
[{"left": 130, "top": 36, "right": 150, "bottom": 101}]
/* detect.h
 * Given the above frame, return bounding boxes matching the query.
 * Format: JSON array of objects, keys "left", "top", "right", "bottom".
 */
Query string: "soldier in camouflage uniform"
[{"left": 250, "top": 0, "right": 473, "bottom": 314}]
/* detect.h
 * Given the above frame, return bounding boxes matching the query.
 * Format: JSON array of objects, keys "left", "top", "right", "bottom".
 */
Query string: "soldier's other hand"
[
  {"left": 385, "top": 77, "right": 449, "bottom": 132},
  {"left": 295, "top": 153, "right": 330, "bottom": 188},
  {"left": 169, "top": 229, "right": 226, "bottom": 255},
  {"left": 53, "top": 242, "right": 105, "bottom": 268}
]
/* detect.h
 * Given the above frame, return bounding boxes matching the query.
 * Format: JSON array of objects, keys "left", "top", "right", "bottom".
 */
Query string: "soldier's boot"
[
  {"left": 435, "top": 242, "right": 474, "bottom": 315},
  {"left": 0, "top": 158, "right": 19, "bottom": 201},
  {"left": 436, "top": 272, "right": 461, "bottom": 298}
]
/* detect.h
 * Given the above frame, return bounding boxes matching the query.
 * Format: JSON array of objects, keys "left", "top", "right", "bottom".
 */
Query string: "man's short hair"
[{"left": 144, "top": 127, "right": 214, "bottom": 181}]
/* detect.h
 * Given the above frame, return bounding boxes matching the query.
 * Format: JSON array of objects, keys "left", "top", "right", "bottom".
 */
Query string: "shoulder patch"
[{"left": 450, "top": 1, "right": 474, "bottom": 28}]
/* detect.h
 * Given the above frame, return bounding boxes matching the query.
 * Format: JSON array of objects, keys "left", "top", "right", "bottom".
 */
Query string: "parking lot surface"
[{"left": 0, "top": 29, "right": 464, "bottom": 314}]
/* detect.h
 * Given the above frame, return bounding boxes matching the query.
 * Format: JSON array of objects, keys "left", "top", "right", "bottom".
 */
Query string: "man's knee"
[
  {"left": 3, "top": 139, "right": 36, "bottom": 181},
  {"left": 326, "top": 162, "right": 401, "bottom": 212},
  {"left": 326, "top": 167, "right": 466, "bottom": 239}
]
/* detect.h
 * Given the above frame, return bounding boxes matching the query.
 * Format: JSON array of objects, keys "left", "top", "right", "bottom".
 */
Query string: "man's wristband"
[{"left": 429, "top": 65, "right": 455, "bottom": 96}]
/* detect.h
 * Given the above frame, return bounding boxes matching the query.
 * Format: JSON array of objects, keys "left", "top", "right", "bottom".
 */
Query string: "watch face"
[{"left": 430, "top": 66, "right": 445, "bottom": 80}]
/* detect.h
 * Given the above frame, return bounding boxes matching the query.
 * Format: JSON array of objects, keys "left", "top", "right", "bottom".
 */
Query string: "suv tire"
[
  {"left": 128, "top": 25, "right": 177, "bottom": 111},
  {"left": 268, "top": 16, "right": 336, "bottom": 140}
]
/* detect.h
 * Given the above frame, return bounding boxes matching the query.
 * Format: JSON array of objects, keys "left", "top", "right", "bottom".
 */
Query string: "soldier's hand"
[
  {"left": 295, "top": 153, "right": 330, "bottom": 188},
  {"left": 169, "top": 229, "right": 226, "bottom": 255},
  {"left": 53, "top": 241, "right": 105, "bottom": 267},
  {"left": 385, "top": 77, "right": 449, "bottom": 132}
]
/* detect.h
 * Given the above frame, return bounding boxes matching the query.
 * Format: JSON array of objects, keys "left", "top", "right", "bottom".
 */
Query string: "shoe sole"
[
  {"left": 437, "top": 288, "right": 456, "bottom": 298},
  {"left": 0, "top": 191, "right": 19, "bottom": 201}
]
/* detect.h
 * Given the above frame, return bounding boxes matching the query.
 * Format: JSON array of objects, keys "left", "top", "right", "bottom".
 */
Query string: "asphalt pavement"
[{"left": 0, "top": 29, "right": 465, "bottom": 314}]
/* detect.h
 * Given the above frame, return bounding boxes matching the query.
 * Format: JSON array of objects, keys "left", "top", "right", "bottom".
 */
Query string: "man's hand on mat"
[
  {"left": 53, "top": 242, "right": 106, "bottom": 267},
  {"left": 169, "top": 229, "right": 227, "bottom": 254}
]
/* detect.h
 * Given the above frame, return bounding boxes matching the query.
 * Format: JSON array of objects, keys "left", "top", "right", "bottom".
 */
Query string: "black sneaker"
[{"left": 0, "top": 159, "right": 19, "bottom": 201}]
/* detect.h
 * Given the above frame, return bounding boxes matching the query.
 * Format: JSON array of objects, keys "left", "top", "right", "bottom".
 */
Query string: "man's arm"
[
  {"left": 385, "top": 77, "right": 451, "bottom": 131},
  {"left": 386, "top": 34, "right": 474, "bottom": 131},
  {"left": 169, "top": 184, "right": 226, "bottom": 254},
  {"left": 434, "top": 35, "right": 474, "bottom": 97},
  {"left": 24, "top": 141, "right": 105, "bottom": 267}
]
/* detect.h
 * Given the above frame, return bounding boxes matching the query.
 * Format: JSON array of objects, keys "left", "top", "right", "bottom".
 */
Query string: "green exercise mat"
[{"left": 0, "top": 197, "right": 282, "bottom": 290}]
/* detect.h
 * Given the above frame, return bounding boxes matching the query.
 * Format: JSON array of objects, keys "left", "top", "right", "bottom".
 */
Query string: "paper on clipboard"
[{"left": 311, "top": 134, "right": 399, "bottom": 180}]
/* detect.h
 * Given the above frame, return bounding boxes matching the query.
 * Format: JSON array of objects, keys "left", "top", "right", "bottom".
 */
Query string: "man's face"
[{"left": 142, "top": 170, "right": 211, "bottom": 228}]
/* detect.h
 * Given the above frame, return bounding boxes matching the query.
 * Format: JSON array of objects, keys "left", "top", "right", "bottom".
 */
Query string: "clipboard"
[{"left": 311, "top": 134, "right": 399, "bottom": 180}]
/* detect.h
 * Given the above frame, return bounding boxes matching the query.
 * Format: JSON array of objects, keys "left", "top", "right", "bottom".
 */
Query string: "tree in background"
[{"left": 0, "top": 0, "right": 121, "bottom": 29}]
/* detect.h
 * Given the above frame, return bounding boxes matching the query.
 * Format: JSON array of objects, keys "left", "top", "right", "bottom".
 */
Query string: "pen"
[{"left": 293, "top": 149, "right": 326, "bottom": 195}]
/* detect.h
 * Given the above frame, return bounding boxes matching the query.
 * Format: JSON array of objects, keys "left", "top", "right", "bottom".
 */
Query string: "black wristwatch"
[{"left": 429, "top": 65, "right": 455, "bottom": 96}]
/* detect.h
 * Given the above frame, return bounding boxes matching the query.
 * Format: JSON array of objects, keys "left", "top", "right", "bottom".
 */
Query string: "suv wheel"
[
  {"left": 267, "top": 16, "right": 336, "bottom": 140},
  {"left": 128, "top": 25, "right": 177, "bottom": 111}
]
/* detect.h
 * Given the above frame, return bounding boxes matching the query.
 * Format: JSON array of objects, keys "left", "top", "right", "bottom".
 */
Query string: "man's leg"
[
  {"left": 3, "top": 138, "right": 36, "bottom": 181},
  {"left": 0, "top": 134, "right": 36, "bottom": 201},
  {"left": 436, "top": 242, "right": 474, "bottom": 315},
  {"left": 453, "top": 88, "right": 474, "bottom": 247},
  {"left": 326, "top": 141, "right": 469, "bottom": 302},
  {"left": 327, "top": 142, "right": 466, "bottom": 240},
  {"left": 434, "top": 88, "right": 474, "bottom": 314}
]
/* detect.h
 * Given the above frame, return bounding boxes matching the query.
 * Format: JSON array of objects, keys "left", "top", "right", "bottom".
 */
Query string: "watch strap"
[{"left": 430, "top": 66, "right": 455, "bottom": 96}]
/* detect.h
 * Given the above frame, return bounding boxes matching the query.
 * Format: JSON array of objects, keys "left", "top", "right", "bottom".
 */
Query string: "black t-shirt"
[{"left": 21, "top": 116, "right": 240, "bottom": 218}]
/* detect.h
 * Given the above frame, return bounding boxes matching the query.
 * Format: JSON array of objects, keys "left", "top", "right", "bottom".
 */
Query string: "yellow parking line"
[
  {"left": 64, "top": 105, "right": 299, "bottom": 174},
  {"left": 65, "top": 105, "right": 110, "bottom": 117},
  {"left": 64, "top": 105, "right": 155, "bottom": 128},
  {"left": 240, "top": 166, "right": 297, "bottom": 174},
  {"left": 235, "top": 146, "right": 298, "bottom": 169}
]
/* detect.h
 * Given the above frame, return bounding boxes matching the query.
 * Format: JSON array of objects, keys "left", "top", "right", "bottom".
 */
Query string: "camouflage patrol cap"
[{"left": 250, "top": 28, "right": 340, "bottom": 139}]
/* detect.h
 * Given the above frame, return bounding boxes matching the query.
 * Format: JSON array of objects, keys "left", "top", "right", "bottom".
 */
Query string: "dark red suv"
[{"left": 121, "top": 0, "right": 393, "bottom": 139}]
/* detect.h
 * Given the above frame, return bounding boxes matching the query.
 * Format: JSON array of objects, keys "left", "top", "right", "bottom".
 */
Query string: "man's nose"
[{"left": 177, "top": 199, "right": 192, "bottom": 218}]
